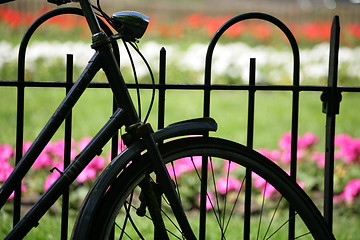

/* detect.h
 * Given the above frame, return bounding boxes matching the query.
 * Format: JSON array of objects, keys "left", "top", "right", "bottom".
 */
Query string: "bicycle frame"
[{"left": 0, "top": 0, "right": 216, "bottom": 239}]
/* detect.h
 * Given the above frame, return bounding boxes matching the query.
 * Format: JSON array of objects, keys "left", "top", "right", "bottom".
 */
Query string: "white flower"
[{"left": 0, "top": 41, "right": 358, "bottom": 84}]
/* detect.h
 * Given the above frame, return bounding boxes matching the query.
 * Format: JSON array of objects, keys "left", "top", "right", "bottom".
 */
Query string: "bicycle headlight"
[{"left": 111, "top": 11, "right": 150, "bottom": 41}]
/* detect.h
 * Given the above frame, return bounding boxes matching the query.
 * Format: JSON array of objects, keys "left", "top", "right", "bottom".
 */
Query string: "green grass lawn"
[
  {"left": 1, "top": 204, "right": 358, "bottom": 239},
  {"left": 1, "top": 86, "right": 359, "bottom": 148}
]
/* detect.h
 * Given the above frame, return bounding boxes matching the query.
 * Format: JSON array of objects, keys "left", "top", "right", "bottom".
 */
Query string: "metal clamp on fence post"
[{"left": 320, "top": 90, "right": 342, "bottom": 115}]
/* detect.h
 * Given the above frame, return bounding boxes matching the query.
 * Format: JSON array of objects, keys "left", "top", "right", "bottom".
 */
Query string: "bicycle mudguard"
[
  {"left": 154, "top": 117, "right": 217, "bottom": 140},
  {"left": 71, "top": 117, "right": 217, "bottom": 239}
]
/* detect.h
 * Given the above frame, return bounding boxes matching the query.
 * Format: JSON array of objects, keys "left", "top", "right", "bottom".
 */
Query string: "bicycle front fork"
[
  {"left": 127, "top": 123, "right": 197, "bottom": 240},
  {"left": 138, "top": 176, "right": 170, "bottom": 239}
]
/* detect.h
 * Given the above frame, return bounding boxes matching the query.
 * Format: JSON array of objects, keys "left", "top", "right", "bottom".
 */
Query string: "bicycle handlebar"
[
  {"left": 0, "top": 0, "right": 74, "bottom": 6},
  {"left": 48, "top": 0, "right": 72, "bottom": 5},
  {"left": 0, "top": 0, "right": 73, "bottom": 5}
]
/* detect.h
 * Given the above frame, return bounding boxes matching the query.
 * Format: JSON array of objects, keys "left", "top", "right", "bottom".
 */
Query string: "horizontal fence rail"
[
  {"left": 1, "top": 80, "right": 360, "bottom": 93},
  {"left": 0, "top": 8, "right": 359, "bottom": 240}
]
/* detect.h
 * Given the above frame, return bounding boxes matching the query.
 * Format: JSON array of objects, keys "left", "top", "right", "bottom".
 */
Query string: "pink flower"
[
  {"left": 279, "top": 132, "right": 292, "bottom": 152},
  {"left": 197, "top": 191, "right": 215, "bottom": 210},
  {"left": 280, "top": 149, "right": 304, "bottom": 164},
  {"left": 335, "top": 135, "right": 360, "bottom": 163},
  {"left": 222, "top": 161, "right": 239, "bottom": 173},
  {"left": 335, "top": 179, "right": 360, "bottom": 204},
  {"left": 297, "top": 180, "right": 305, "bottom": 190},
  {"left": 279, "top": 132, "right": 319, "bottom": 153},
  {"left": 48, "top": 139, "right": 77, "bottom": 160},
  {"left": 280, "top": 151, "right": 291, "bottom": 164},
  {"left": 216, "top": 177, "right": 242, "bottom": 194},
  {"left": 262, "top": 184, "right": 277, "bottom": 198},
  {"left": 0, "top": 161, "right": 14, "bottom": 182},
  {"left": 77, "top": 137, "right": 92, "bottom": 151},
  {"left": 44, "top": 171, "right": 60, "bottom": 191},
  {"left": 22, "top": 141, "right": 32, "bottom": 153},
  {"left": 311, "top": 152, "right": 325, "bottom": 168},
  {"left": 298, "top": 132, "right": 319, "bottom": 148},
  {"left": 76, "top": 156, "right": 105, "bottom": 183},
  {"left": 76, "top": 168, "right": 97, "bottom": 183},
  {"left": 167, "top": 156, "right": 207, "bottom": 178},
  {"left": 88, "top": 156, "right": 106, "bottom": 170},
  {"left": 253, "top": 173, "right": 266, "bottom": 188},
  {"left": 0, "top": 144, "right": 14, "bottom": 162},
  {"left": 253, "top": 172, "right": 305, "bottom": 198},
  {"left": 167, "top": 164, "right": 183, "bottom": 179},
  {"left": 33, "top": 152, "right": 53, "bottom": 169},
  {"left": 335, "top": 134, "right": 353, "bottom": 147},
  {"left": 257, "top": 148, "right": 282, "bottom": 162},
  {"left": 9, "top": 184, "right": 27, "bottom": 200},
  {"left": 253, "top": 173, "right": 278, "bottom": 198}
]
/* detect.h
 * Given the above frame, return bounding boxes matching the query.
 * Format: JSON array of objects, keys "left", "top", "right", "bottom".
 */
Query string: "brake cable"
[
  {"left": 123, "top": 40, "right": 156, "bottom": 124},
  {"left": 93, "top": 0, "right": 156, "bottom": 124}
]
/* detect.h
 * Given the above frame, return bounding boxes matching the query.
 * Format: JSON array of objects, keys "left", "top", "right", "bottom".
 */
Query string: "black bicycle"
[{"left": 0, "top": 0, "right": 335, "bottom": 239}]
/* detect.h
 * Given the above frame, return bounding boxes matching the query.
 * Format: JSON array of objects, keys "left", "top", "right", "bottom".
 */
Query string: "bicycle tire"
[{"left": 83, "top": 137, "right": 335, "bottom": 239}]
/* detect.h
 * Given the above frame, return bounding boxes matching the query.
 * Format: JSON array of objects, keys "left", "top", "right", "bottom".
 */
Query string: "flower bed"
[
  {"left": 1, "top": 5, "right": 360, "bottom": 45},
  {"left": 1, "top": 132, "right": 359, "bottom": 208}
]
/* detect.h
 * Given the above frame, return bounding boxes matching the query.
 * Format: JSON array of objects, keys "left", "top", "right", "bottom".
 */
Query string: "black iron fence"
[{"left": 0, "top": 8, "right": 359, "bottom": 239}]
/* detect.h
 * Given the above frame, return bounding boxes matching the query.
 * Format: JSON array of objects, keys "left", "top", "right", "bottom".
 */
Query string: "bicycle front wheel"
[{"left": 89, "top": 137, "right": 334, "bottom": 239}]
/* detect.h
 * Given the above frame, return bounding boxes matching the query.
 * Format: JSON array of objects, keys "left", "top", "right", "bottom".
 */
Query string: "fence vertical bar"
[
  {"left": 200, "top": 29, "right": 213, "bottom": 239},
  {"left": 288, "top": 84, "right": 299, "bottom": 240},
  {"left": 244, "top": 58, "right": 256, "bottom": 239},
  {"left": 288, "top": 19, "right": 300, "bottom": 240},
  {"left": 322, "top": 16, "right": 340, "bottom": 230},
  {"left": 61, "top": 54, "right": 73, "bottom": 240},
  {"left": 109, "top": 100, "right": 119, "bottom": 240},
  {"left": 158, "top": 47, "right": 166, "bottom": 131},
  {"left": 13, "top": 16, "right": 30, "bottom": 224},
  {"left": 13, "top": 48, "right": 25, "bottom": 228}
]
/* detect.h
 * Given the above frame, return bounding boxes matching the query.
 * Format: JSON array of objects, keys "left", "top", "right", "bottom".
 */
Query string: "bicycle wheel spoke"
[
  {"left": 293, "top": 232, "right": 312, "bottom": 239},
  {"left": 265, "top": 212, "right": 298, "bottom": 239},
  {"left": 117, "top": 200, "right": 146, "bottom": 240},
  {"left": 114, "top": 222, "right": 133, "bottom": 239},
  {"left": 209, "top": 158, "right": 224, "bottom": 226},
  {"left": 256, "top": 182, "right": 267, "bottom": 240},
  {"left": 123, "top": 195, "right": 183, "bottom": 239},
  {"left": 183, "top": 155, "right": 227, "bottom": 237},
  {"left": 168, "top": 161, "right": 182, "bottom": 202},
  {"left": 118, "top": 191, "right": 134, "bottom": 239},
  {"left": 192, "top": 157, "right": 224, "bottom": 237},
  {"left": 223, "top": 174, "right": 246, "bottom": 235},
  {"left": 262, "top": 196, "right": 284, "bottom": 239},
  {"left": 158, "top": 202, "right": 185, "bottom": 238},
  {"left": 220, "top": 160, "right": 231, "bottom": 230}
]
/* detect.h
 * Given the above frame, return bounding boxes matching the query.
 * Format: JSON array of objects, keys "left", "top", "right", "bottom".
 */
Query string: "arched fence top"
[
  {"left": 17, "top": 7, "right": 119, "bottom": 82},
  {"left": 204, "top": 12, "right": 300, "bottom": 86}
]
